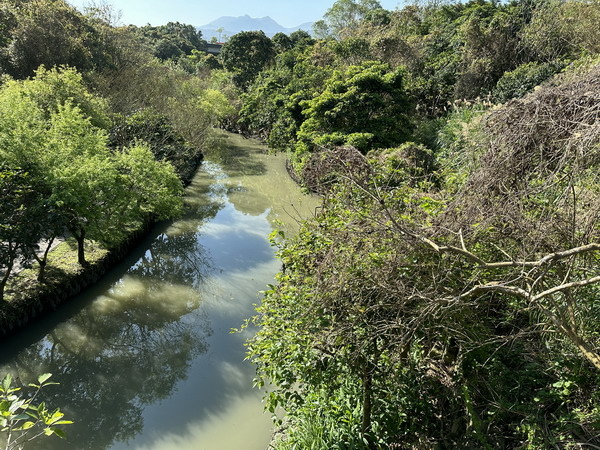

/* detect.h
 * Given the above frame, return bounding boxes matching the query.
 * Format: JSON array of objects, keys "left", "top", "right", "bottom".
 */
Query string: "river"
[{"left": 0, "top": 132, "right": 319, "bottom": 450}]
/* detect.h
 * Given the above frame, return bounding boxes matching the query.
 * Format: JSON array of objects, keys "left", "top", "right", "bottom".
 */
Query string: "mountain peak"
[{"left": 198, "top": 15, "right": 313, "bottom": 41}]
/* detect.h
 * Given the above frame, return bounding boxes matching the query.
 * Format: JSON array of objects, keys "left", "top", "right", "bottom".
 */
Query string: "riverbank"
[
  {"left": 0, "top": 220, "right": 154, "bottom": 339},
  {"left": 0, "top": 151, "right": 204, "bottom": 340},
  {"left": 0, "top": 131, "right": 319, "bottom": 449}
]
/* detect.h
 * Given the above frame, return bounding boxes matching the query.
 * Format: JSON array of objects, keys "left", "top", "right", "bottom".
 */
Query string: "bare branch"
[
  {"left": 533, "top": 275, "right": 600, "bottom": 301},
  {"left": 455, "top": 283, "right": 529, "bottom": 301}
]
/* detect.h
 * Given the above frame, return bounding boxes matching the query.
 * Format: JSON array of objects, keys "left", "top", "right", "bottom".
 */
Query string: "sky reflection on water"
[{"left": 0, "top": 133, "right": 319, "bottom": 450}]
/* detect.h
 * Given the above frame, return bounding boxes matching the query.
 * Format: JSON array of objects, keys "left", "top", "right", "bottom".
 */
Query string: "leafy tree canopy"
[
  {"left": 297, "top": 61, "right": 412, "bottom": 153},
  {"left": 0, "top": 0, "right": 106, "bottom": 78},
  {"left": 220, "top": 30, "right": 275, "bottom": 90},
  {"left": 133, "top": 22, "right": 205, "bottom": 61},
  {"left": 314, "top": 0, "right": 385, "bottom": 39}
]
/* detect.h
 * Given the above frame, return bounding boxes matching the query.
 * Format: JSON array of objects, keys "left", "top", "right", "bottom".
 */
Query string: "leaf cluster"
[
  {"left": 0, "top": 373, "right": 72, "bottom": 449},
  {"left": 0, "top": 67, "right": 183, "bottom": 296}
]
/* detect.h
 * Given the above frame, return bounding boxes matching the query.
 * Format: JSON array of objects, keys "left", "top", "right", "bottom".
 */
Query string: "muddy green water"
[{"left": 0, "top": 133, "right": 319, "bottom": 450}]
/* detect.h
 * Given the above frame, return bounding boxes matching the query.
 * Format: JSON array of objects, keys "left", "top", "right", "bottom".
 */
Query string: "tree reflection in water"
[
  {"left": 129, "top": 231, "right": 213, "bottom": 289},
  {"left": 0, "top": 231, "right": 214, "bottom": 449},
  {"left": 0, "top": 132, "right": 320, "bottom": 449}
]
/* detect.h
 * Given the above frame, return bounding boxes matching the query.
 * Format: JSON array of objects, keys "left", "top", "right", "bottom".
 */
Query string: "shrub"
[{"left": 493, "top": 61, "right": 564, "bottom": 103}]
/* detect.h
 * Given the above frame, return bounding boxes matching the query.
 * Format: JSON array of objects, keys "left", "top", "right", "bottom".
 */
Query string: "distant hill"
[{"left": 198, "top": 15, "right": 313, "bottom": 42}]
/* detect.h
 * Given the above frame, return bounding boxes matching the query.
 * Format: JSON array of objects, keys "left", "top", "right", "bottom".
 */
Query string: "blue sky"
[{"left": 67, "top": 0, "right": 403, "bottom": 28}]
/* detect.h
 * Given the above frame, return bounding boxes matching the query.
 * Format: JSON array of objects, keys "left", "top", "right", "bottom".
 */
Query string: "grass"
[{"left": 3, "top": 238, "right": 109, "bottom": 304}]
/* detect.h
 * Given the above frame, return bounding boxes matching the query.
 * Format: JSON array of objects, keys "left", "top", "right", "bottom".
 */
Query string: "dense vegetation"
[
  {"left": 215, "top": 0, "right": 600, "bottom": 447},
  {"left": 0, "top": 0, "right": 237, "bottom": 307},
  {"left": 1, "top": 0, "right": 599, "bottom": 447}
]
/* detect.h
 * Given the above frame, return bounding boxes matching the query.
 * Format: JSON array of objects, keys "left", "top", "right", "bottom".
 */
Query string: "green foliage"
[
  {"left": 0, "top": 66, "right": 183, "bottom": 270},
  {"left": 315, "top": 0, "right": 385, "bottom": 39},
  {"left": 131, "top": 22, "right": 205, "bottom": 61},
  {"left": 95, "top": 53, "right": 222, "bottom": 151},
  {"left": 249, "top": 63, "right": 600, "bottom": 448},
  {"left": 113, "top": 144, "right": 183, "bottom": 225},
  {"left": 238, "top": 47, "right": 331, "bottom": 148},
  {"left": 220, "top": 31, "right": 275, "bottom": 90},
  {"left": 0, "top": 373, "right": 72, "bottom": 449},
  {"left": 433, "top": 105, "right": 487, "bottom": 190},
  {"left": 493, "top": 61, "right": 564, "bottom": 102},
  {"left": 1, "top": 65, "right": 111, "bottom": 130},
  {"left": 0, "top": 0, "right": 107, "bottom": 78},
  {"left": 228, "top": 1, "right": 600, "bottom": 447},
  {"left": 272, "top": 32, "right": 293, "bottom": 54},
  {"left": 178, "top": 50, "right": 222, "bottom": 74},
  {"left": 289, "top": 30, "right": 315, "bottom": 49},
  {"left": 521, "top": 0, "right": 600, "bottom": 61},
  {"left": 452, "top": 1, "right": 525, "bottom": 99},
  {"left": 109, "top": 109, "right": 201, "bottom": 181},
  {"left": 297, "top": 61, "right": 412, "bottom": 153},
  {"left": 331, "top": 37, "right": 371, "bottom": 65},
  {"left": 42, "top": 102, "right": 182, "bottom": 260}
]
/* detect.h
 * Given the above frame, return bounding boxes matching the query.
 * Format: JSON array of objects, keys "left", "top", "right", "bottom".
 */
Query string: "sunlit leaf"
[
  {"left": 37, "top": 373, "right": 52, "bottom": 384},
  {"left": 15, "top": 421, "right": 36, "bottom": 431},
  {"left": 2, "top": 374, "right": 12, "bottom": 392}
]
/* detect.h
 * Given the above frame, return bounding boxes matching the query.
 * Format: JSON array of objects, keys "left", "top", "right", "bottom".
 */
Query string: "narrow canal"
[{"left": 0, "top": 132, "right": 319, "bottom": 449}]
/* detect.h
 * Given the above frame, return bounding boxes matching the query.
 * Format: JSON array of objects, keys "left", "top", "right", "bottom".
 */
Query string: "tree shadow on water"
[{"left": 206, "top": 133, "right": 268, "bottom": 178}]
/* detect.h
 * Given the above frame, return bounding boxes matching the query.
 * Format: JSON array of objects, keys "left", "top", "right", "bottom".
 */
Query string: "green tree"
[
  {"left": 0, "top": 82, "right": 50, "bottom": 293},
  {"left": 272, "top": 32, "right": 293, "bottom": 54},
  {"left": 43, "top": 104, "right": 182, "bottom": 265},
  {"left": 521, "top": 0, "right": 600, "bottom": 62},
  {"left": 129, "top": 22, "right": 205, "bottom": 61},
  {"left": 492, "top": 60, "right": 563, "bottom": 102},
  {"left": 216, "top": 26, "right": 225, "bottom": 42},
  {"left": 160, "top": 22, "right": 204, "bottom": 54},
  {"left": 297, "top": 61, "right": 412, "bottom": 154},
  {"left": 5, "top": 0, "right": 101, "bottom": 78},
  {"left": 109, "top": 109, "right": 200, "bottom": 181},
  {"left": 238, "top": 46, "right": 331, "bottom": 150},
  {"left": 154, "top": 38, "right": 183, "bottom": 60},
  {"left": 42, "top": 104, "right": 120, "bottom": 265},
  {"left": 289, "top": 30, "right": 315, "bottom": 48},
  {"left": 314, "top": 0, "right": 385, "bottom": 39},
  {"left": 220, "top": 30, "right": 275, "bottom": 90},
  {"left": 0, "top": 67, "right": 183, "bottom": 268},
  {"left": 13, "top": 65, "right": 111, "bottom": 130},
  {"left": 112, "top": 144, "right": 183, "bottom": 232}
]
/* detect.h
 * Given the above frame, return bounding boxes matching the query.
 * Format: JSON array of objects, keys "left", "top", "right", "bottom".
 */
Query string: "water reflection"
[
  {"left": 3, "top": 275, "right": 210, "bottom": 449},
  {"left": 0, "top": 132, "right": 319, "bottom": 450},
  {"left": 129, "top": 232, "right": 213, "bottom": 289},
  {"left": 207, "top": 133, "right": 268, "bottom": 179}
]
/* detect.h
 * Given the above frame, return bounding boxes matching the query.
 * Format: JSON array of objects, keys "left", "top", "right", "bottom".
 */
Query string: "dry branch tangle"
[{"left": 436, "top": 241, "right": 600, "bottom": 370}]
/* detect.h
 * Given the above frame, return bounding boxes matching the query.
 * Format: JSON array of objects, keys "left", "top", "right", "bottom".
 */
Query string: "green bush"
[
  {"left": 109, "top": 109, "right": 201, "bottom": 182},
  {"left": 493, "top": 61, "right": 564, "bottom": 103}
]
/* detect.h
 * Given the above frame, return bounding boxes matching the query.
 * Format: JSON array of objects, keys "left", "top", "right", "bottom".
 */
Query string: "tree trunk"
[
  {"left": 0, "top": 260, "right": 14, "bottom": 301},
  {"left": 37, "top": 260, "right": 47, "bottom": 282},
  {"left": 74, "top": 230, "right": 86, "bottom": 266},
  {"left": 565, "top": 327, "right": 600, "bottom": 370},
  {"left": 539, "top": 302, "right": 600, "bottom": 371},
  {"left": 35, "top": 237, "right": 55, "bottom": 283}
]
